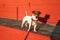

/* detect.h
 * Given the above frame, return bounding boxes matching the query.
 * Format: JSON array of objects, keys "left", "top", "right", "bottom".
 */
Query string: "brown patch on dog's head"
[{"left": 32, "top": 11, "right": 41, "bottom": 16}]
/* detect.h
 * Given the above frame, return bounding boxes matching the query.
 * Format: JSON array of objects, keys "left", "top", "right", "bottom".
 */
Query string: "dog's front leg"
[
  {"left": 32, "top": 21, "right": 37, "bottom": 32},
  {"left": 28, "top": 22, "right": 31, "bottom": 31},
  {"left": 34, "top": 24, "right": 37, "bottom": 32}
]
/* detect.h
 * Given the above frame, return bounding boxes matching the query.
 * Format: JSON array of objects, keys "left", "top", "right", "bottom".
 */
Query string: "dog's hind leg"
[
  {"left": 25, "top": 22, "right": 28, "bottom": 27},
  {"left": 21, "top": 20, "right": 26, "bottom": 28}
]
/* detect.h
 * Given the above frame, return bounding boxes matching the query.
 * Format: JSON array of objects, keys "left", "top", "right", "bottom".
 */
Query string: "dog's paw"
[
  {"left": 34, "top": 30, "right": 36, "bottom": 32},
  {"left": 21, "top": 26, "right": 23, "bottom": 28},
  {"left": 25, "top": 25, "right": 28, "bottom": 27},
  {"left": 28, "top": 29, "right": 30, "bottom": 32},
  {"left": 21, "top": 25, "right": 23, "bottom": 28}
]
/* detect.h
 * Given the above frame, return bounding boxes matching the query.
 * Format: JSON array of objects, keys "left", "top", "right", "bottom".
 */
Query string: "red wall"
[{"left": 0, "top": 0, "right": 60, "bottom": 24}]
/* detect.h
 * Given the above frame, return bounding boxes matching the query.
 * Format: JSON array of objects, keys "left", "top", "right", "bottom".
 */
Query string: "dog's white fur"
[{"left": 21, "top": 11, "right": 38, "bottom": 32}]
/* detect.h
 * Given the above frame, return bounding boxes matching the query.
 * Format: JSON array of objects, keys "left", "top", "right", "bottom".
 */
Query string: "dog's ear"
[
  {"left": 34, "top": 11, "right": 41, "bottom": 16},
  {"left": 32, "top": 11, "right": 35, "bottom": 13},
  {"left": 37, "top": 11, "right": 41, "bottom": 15},
  {"left": 32, "top": 11, "right": 41, "bottom": 16}
]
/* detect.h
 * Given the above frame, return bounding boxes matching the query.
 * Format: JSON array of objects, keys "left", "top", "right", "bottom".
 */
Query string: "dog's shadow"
[
  {"left": 38, "top": 14, "right": 50, "bottom": 24},
  {"left": 34, "top": 14, "right": 50, "bottom": 33}
]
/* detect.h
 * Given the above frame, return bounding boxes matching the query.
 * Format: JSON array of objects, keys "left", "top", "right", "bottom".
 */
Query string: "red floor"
[{"left": 0, "top": 26, "right": 51, "bottom": 40}]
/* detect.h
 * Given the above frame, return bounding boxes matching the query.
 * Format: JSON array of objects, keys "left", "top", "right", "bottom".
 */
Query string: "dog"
[{"left": 21, "top": 11, "right": 40, "bottom": 32}]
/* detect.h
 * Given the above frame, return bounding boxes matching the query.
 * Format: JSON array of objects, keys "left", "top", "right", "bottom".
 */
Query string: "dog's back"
[{"left": 23, "top": 16, "right": 32, "bottom": 21}]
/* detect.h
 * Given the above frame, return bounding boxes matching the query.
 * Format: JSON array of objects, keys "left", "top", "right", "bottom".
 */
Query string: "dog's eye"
[{"left": 36, "top": 17, "right": 37, "bottom": 18}]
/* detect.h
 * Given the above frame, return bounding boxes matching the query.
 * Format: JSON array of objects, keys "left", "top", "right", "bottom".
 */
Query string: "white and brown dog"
[{"left": 21, "top": 11, "right": 40, "bottom": 32}]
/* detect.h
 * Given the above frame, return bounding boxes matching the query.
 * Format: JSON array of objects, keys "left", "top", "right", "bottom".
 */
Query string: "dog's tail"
[{"left": 25, "top": 11, "right": 28, "bottom": 16}]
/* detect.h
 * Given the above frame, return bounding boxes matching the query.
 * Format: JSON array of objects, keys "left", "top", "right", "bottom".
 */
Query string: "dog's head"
[{"left": 32, "top": 11, "right": 41, "bottom": 19}]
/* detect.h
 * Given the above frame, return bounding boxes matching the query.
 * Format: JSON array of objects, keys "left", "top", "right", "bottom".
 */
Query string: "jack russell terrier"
[{"left": 21, "top": 11, "right": 40, "bottom": 32}]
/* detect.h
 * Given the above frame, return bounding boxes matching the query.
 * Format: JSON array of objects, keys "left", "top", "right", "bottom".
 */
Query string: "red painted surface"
[
  {"left": 0, "top": 26, "right": 27, "bottom": 40},
  {"left": 0, "top": 26, "right": 51, "bottom": 40},
  {"left": 0, "top": 0, "right": 60, "bottom": 40},
  {"left": 0, "top": 0, "right": 60, "bottom": 24}
]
